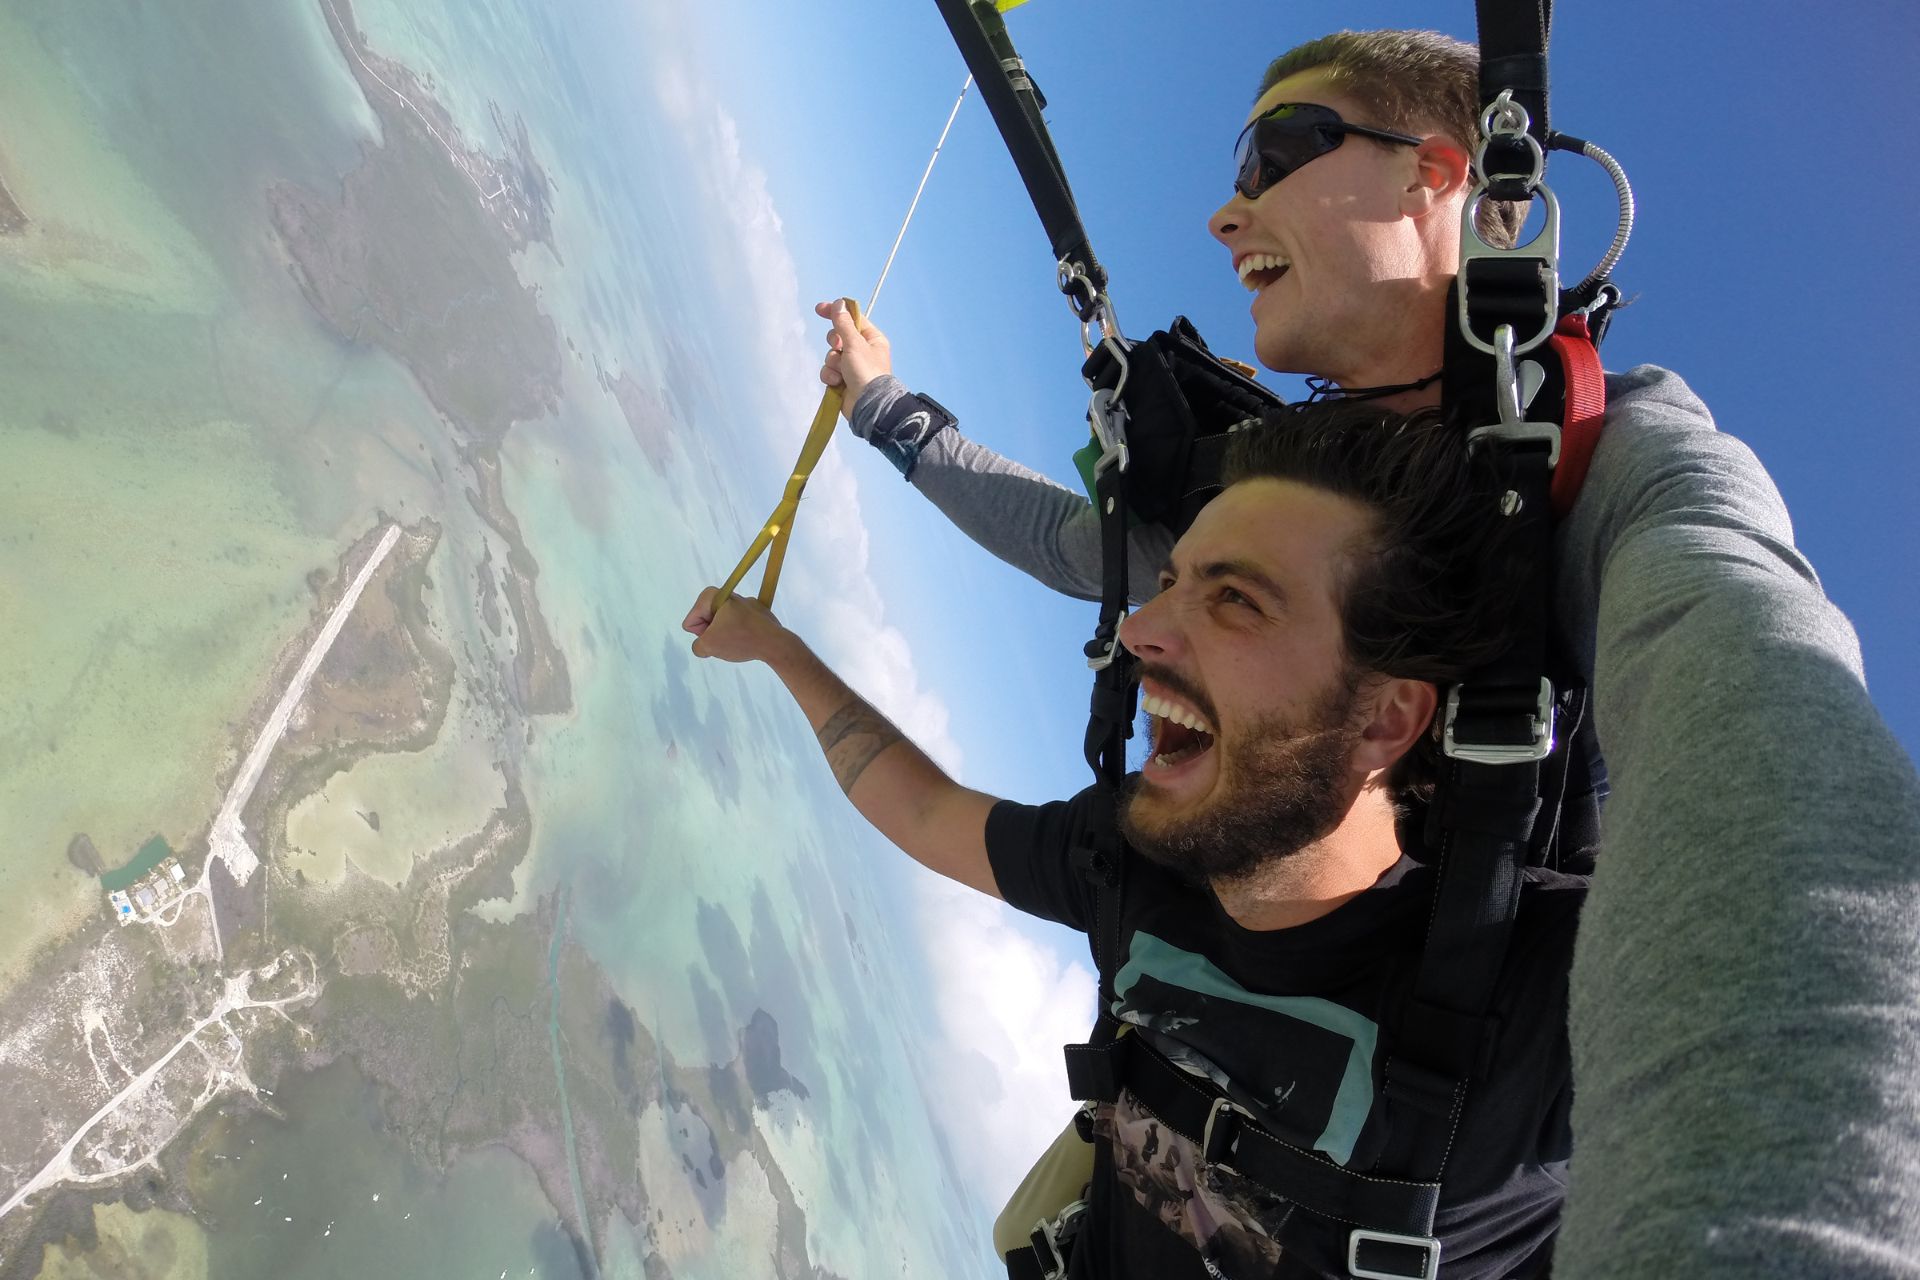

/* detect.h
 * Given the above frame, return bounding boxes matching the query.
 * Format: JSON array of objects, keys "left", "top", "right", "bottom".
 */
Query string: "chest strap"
[{"left": 1062, "top": 1033, "right": 1442, "bottom": 1239}]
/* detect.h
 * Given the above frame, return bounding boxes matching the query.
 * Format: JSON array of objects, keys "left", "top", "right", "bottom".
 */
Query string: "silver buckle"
[
  {"left": 1348, "top": 1228, "right": 1441, "bottom": 1280},
  {"left": 1458, "top": 93, "right": 1561, "bottom": 362},
  {"left": 1087, "top": 386, "right": 1130, "bottom": 476},
  {"left": 1085, "top": 621, "right": 1126, "bottom": 672},
  {"left": 1442, "top": 677, "right": 1556, "bottom": 764},
  {"left": 1467, "top": 419, "right": 1561, "bottom": 470},
  {"left": 1200, "top": 1095, "right": 1251, "bottom": 1175}
]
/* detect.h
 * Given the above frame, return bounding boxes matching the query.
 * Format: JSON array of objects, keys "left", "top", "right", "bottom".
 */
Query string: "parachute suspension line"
[{"left": 867, "top": 74, "right": 973, "bottom": 318}]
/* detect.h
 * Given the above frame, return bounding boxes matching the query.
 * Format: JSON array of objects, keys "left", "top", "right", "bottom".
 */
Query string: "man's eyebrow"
[{"left": 1195, "top": 558, "right": 1289, "bottom": 604}]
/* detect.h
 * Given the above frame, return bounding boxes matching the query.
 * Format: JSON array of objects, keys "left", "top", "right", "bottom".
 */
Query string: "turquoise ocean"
[{"left": 0, "top": 0, "right": 995, "bottom": 1275}]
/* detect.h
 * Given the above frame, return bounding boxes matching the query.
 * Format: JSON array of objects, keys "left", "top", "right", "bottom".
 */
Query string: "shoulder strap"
[
  {"left": 1475, "top": 0, "right": 1552, "bottom": 148},
  {"left": 1381, "top": 424, "right": 1556, "bottom": 1189}
]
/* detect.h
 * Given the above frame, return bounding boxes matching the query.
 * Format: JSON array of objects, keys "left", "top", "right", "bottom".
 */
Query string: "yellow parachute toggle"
[
  {"left": 994, "top": 0, "right": 1032, "bottom": 9},
  {"left": 711, "top": 298, "right": 867, "bottom": 613}
]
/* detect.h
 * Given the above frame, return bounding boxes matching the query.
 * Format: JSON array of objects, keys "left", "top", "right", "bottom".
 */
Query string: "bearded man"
[
  {"left": 686, "top": 404, "right": 1582, "bottom": 1276},
  {"left": 815, "top": 28, "right": 1920, "bottom": 1278}
]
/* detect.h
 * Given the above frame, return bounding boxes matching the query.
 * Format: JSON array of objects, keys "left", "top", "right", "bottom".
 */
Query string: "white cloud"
[
  {"left": 639, "top": 4, "right": 1099, "bottom": 1213},
  {"left": 915, "top": 873, "right": 1099, "bottom": 1210}
]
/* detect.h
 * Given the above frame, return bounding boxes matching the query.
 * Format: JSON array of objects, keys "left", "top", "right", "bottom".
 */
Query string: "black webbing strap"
[
  {"left": 930, "top": 0, "right": 1107, "bottom": 302},
  {"left": 1474, "top": 0, "right": 1552, "bottom": 209},
  {"left": 1066, "top": 337, "right": 1137, "bottom": 1027},
  {"left": 1062, "top": 1034, "right": 1444, "bottom": 1237},
  {"left": 1475, "top": 0, "right": 1551, "bottom": 143},
  {"left": 1384, "top": 435, "right": 1557, "bottom": 1186},
  {"left": 1072, "top": 449, "right": 1134, "bottom": 947},
  {"left": 1004, "top": 1245, "right": 1047, "bottom": 1280}
]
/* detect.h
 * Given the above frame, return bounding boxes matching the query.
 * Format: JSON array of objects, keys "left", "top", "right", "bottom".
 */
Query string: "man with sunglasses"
[{"left": 818, "top": 28, "right": 1920, "bottom": 1280}]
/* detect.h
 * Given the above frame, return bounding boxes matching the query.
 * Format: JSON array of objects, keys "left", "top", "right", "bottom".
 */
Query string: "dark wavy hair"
[{"left": 1220, "top": 401, "right": 1529, "bottom": 800}]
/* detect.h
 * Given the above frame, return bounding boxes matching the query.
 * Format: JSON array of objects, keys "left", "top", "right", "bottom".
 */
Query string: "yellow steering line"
[{"left": 711, "top": 298, "right": 862, "bottom": 612}]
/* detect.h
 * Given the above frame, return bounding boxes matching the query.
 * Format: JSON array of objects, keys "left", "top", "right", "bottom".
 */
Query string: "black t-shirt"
[{"left": 986, "top": 785, "right": 1585, "bottom": 1280}]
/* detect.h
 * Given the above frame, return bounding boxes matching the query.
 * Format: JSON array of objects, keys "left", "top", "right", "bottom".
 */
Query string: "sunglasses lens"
[
  {"left": 1233, "top": 106, "right": 1340, "bottom": 199},
  {"left": 1233, "top": 128, "right": 1268, "bottom": 197}
]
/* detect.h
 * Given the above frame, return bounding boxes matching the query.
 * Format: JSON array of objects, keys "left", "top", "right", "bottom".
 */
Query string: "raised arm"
[
  {"left": 682, "top": 587, "right": 1003, "bottom": 899},
  {"left": 818, "top": 300, "right": 1173, "bottom": 604},
  {"left": 1553, "top": 366, "right": 1920, "bottom": 1278}
]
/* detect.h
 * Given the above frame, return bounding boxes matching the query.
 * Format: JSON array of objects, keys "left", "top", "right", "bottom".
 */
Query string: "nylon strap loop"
[
  {"left": 1547, "top": 313, "right": 1606, "bottom": 515},
  {"left": 711, "top": 298, "right": 864, "bottom": 613}
]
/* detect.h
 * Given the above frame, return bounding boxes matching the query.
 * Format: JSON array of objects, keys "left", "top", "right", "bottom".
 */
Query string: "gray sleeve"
[
  {"left": 1552, "top": 366, "right": 1920, "bottom": 1278},
  {"left": 852, "top": 376, "right": 1173, "bottom": 604}
]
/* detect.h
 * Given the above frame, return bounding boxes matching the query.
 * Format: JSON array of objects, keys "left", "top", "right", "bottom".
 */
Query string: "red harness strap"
[{"left": 1547, "top": 313, "right": 1607, "bottom": 517}]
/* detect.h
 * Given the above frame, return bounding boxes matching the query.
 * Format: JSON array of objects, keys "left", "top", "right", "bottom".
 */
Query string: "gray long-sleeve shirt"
[{"left": 853, "top": 367, "right": 1920, "bottom": 1277}]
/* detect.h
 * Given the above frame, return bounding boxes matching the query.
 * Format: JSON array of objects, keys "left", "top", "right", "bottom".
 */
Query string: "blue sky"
[{"left": 661, "top": 0, "right": 1919, "bottom": 1190}]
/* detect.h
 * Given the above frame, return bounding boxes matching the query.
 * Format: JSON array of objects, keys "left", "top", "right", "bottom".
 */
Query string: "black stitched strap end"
[{"left": 1063, "top": 1038, "right": 1126, "bottom": 1102}]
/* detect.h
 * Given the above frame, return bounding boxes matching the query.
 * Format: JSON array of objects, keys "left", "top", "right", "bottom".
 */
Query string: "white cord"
[{"left": 866, "top": 74, "right": 974, "bottom": 319}]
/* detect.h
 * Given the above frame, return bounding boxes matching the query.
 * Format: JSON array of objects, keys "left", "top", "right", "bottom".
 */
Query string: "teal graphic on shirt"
[{"left": 1113, "top": 932, "right": 1380, "bottom": 1166}]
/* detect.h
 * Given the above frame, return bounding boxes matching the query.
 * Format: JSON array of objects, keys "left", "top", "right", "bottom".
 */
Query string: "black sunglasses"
[{"left": 1232, "top": 102, "right": 1425, "bottom": 200}]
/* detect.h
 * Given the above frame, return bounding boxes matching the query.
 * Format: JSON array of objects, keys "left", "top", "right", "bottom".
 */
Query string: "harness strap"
[
  {"left": 1547, "top": 313, "right": 1605, "bottom": 515},
  {"left": 1382, "top": 434, "right": 1557, "bottom": 1200},
  {"left": 1475, "top": 0, "right": 1552, "bottom": 145},
  {"left": 1063, "top": 1034, "right": 1445, "bottom": 1237}
]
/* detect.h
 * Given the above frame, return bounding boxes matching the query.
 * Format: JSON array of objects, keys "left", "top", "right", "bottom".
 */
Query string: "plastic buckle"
[
  {"left": 1200, "top": 1095, "right": 1252, "bottom": 1174},
  {"left": 1442, "top": 678, "right": 1556, "bottom": 764},
  {"left": 1347, "top": 1228, "right": 1442, "bottom": 1280}
]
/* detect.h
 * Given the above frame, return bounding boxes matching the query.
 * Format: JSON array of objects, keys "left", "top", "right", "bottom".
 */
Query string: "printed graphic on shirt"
[
  {"left": 1096, "top": 1090, "right": 1292, "bottom": 1278},
  {"left": 1097, "top": 934, "right": 1390, "bottom": 1271},
  {"left": 1112, "top": 932, "right": 1381, "bottom": 1165}
]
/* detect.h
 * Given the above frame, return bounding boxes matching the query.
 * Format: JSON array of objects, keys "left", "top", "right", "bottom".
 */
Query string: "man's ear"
[
  {"left": 1352, "top": 677, "right": 1437, "bottom": 776},
  {"left": 1399, "top": 135, "right": 1473, "bottom": 219}
]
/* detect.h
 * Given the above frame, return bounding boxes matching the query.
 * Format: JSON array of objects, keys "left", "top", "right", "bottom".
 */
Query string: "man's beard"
[{"left": 1119, "top": 678, "right": 1362, "bottom": 885}]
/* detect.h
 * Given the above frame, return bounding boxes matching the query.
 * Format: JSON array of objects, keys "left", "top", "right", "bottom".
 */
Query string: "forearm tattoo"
[{"left": 816, "top": 701, "right": 904, "bottom": 795}]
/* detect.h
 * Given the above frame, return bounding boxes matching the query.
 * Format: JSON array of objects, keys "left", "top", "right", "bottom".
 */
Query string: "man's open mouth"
[
  {"left": 1142, "top": 691, "right": 1216, "bottom": 771},
  {"left": 1237, "top": 252, "right": 1291, "bottom": 293}
]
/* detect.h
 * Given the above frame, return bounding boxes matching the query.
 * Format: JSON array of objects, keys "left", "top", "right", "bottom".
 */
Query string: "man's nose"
[
  {"left": 1209, "top": 194, "right": 1251, "bottom": 244},
  {"left": 1118, "top": 595, "right": 1174, "bottom": 660}
]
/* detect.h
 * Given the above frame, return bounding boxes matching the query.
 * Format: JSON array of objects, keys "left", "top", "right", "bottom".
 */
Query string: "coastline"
[{"left": 0, "top": 170, "right": 25, "bottom": 235}]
